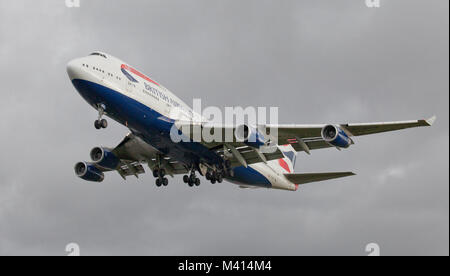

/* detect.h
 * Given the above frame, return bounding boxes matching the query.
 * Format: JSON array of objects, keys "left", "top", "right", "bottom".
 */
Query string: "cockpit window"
[{"left": 90, "top": 52, "right": 107, "bottom": 59}]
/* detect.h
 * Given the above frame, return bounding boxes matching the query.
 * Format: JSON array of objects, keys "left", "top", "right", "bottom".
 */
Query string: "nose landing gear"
[
  {"left": 94, "top": 104, "right": 108, "bottom": 129},
  {"left": 94, "top": 119, "right": 108, "bottom": 129}
]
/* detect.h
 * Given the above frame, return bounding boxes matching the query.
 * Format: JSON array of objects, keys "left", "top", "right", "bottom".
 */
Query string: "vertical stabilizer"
[{"left": 275, "top": 144, "right": 297, "bottom": 173}]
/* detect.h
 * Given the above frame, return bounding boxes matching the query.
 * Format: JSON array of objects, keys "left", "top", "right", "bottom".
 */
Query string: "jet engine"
[
  {"left": 74, "top": 162, "right": 104, "bottom": 182},
  {"left": 90, "top": 147, "right": 120, "bottom": 170},
  {"left": 321, "top": 125, "right": 353, "bottom": 148}
]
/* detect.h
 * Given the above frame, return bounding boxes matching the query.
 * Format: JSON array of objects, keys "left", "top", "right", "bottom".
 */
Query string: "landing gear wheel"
[
  {"left": 100, "top": 119, "right": 108, "bottom": 128},
  {"left": 210, "top": 171, "right": 217, "bottom": 184},
  {"left": 195, "top": 178, "right": 200, "bottom": 186},
  {"left": 188, "top": 180, "right": 194, "bottom": 187},
  {"left": 162, "top": 177, "right": 169, "bottom": 186},
  {"left": 94, "top": 120, "right": 101, "bottom": 129},
  {"left": 183, "top": 175, "right": 189, "bottom": 183},
  {"left": 153, "top": 168, "right": 166, "bottom": 178},
  {"left": 155, "top": 178, "right": 162, "bottom": 187},
  {"left": 153, "top": 170, "right": 159, "bottom": 178},
  {"left": 217, "top": 174, "right": 223, "bottom": 183},
  {"left": 205, "top": 172, "right": 211, "bottom": 181}
]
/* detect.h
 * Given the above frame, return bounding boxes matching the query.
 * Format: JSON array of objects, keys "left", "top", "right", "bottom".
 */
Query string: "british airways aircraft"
[{"left": 67, "top": 52, "right": 435, "bottom": 191}]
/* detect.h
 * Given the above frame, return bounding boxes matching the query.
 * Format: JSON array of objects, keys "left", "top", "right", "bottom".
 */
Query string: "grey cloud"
[{"left": 0, "top": 0, "right": 448, "bottom": 255}]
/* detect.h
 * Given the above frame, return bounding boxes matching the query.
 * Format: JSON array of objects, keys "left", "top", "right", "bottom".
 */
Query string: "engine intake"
[
  {"left": 90, "top": 147, "right": 120, "bottom": 170},
  {"left": 321, "top": 125, "right": 352, "bottom": 148},
  {"left": 234, "top": 125, "right": 265, "bottom": 148},
  {"left": 74, "top": 162, "right": 104, "bottom": 182}
]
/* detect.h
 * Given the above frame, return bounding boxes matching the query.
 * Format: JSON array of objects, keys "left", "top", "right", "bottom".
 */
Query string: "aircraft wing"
[
  {"left": 271, "top": 116, "right": 436, "bottom": 154},
  {"left": 284, "top": 172, "right": 356, "bottom": 185},
  {"left": 274, "top": 116, "right": 436, "bottom": 145},
  {"left": 175, "top": 116, "right": 435, "bottom": 167}
]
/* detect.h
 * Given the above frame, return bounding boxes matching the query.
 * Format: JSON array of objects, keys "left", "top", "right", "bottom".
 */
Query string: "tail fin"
[{"left": 277, "top": 144, "right": 297, "bottom": 173}]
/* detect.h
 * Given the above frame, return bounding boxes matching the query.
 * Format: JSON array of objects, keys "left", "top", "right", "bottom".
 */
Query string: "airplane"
[{"left": 67, "top": 51, "right": 435, "bottom": 191}]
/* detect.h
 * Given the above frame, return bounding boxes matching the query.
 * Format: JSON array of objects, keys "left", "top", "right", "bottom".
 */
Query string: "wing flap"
[
  {"left": 118, "top": 162, "right": 146, "bottom": 177},
  {"left": 217, "top": 145, "right": 284, "bottom": 167},
  {"left": 284, "top": 172, "right": 355, "bottom": 185}
]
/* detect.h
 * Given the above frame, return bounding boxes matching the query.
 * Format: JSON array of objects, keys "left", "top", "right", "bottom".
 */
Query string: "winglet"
[{"left": 425, "top": 115, "right": 437, "bottom": 126}]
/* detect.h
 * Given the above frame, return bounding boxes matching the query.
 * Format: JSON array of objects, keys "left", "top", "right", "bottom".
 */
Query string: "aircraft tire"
[
  {"left": 205, "top": 172, "right": 211, "bottom": 180},
  {"left": 94, "top": 120, "right": 101, "bottom": 129},
  {"left": 162, "top": 177, "right": 169, "bottom": 186},
  {"left": 100, "top": 119, "right": 108, "bottom": 128}
]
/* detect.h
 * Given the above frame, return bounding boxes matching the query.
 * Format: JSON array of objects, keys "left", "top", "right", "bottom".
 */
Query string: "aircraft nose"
[{"left": 66, "top": 58, "right": 82, "bottom": 80}]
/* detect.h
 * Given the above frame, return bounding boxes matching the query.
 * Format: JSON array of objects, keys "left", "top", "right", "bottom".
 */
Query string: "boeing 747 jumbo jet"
[{"left": 67, "top": 52, "right": 435, "bottom": 191}]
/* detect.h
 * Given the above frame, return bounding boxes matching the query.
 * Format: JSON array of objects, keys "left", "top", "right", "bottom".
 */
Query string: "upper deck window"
[{"left": 90, "top": 52, "right": 107, "bottom": 59}]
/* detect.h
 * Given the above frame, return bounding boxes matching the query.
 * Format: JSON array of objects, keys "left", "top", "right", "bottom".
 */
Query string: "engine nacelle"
[
  {"left": 234, "top": 125, "right": 265, "bottom": 148},
  {"left": 321, "top": 125, "right": 352, "bottom": 148},
  {"left": 90, "top": 147, "right": 120, "bottom": 170},
  {"left": 74, "top": 162, "right": 104, "bottom": 182}
]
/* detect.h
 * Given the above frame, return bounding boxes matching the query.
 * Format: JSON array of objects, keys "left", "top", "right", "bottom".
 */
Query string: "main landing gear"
[
  {"left": 94, "top": 104, "right": 108, "bottom": 129},
  {"left": 205, "top": 170, "right": 224, "bottom": 184},
  {"left": 183, "top": 169, "right": 201, "bottom": 187},
  {"left": 205, "top": 161, "right": 231, "bottom": 184},
  {"left": 154, "top": 160, "right": 231, "bottom": 188},
  {"left": 153, "top": 168, "right": 168, "bottom": 187}
]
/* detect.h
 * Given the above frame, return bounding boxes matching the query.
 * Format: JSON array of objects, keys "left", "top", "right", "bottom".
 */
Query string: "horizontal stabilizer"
[{"left": 284, "top": 172, "right": 355, "bottom": 185}]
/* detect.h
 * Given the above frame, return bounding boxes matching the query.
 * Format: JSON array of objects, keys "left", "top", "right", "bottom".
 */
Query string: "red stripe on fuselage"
[{"left": 121, "top": 64, "right": 160, "bottom": 86}]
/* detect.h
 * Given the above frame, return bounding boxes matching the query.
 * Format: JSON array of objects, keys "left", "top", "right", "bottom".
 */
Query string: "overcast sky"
[{"left": 0, "top": 0, "right": 448, "bottom": 256}]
